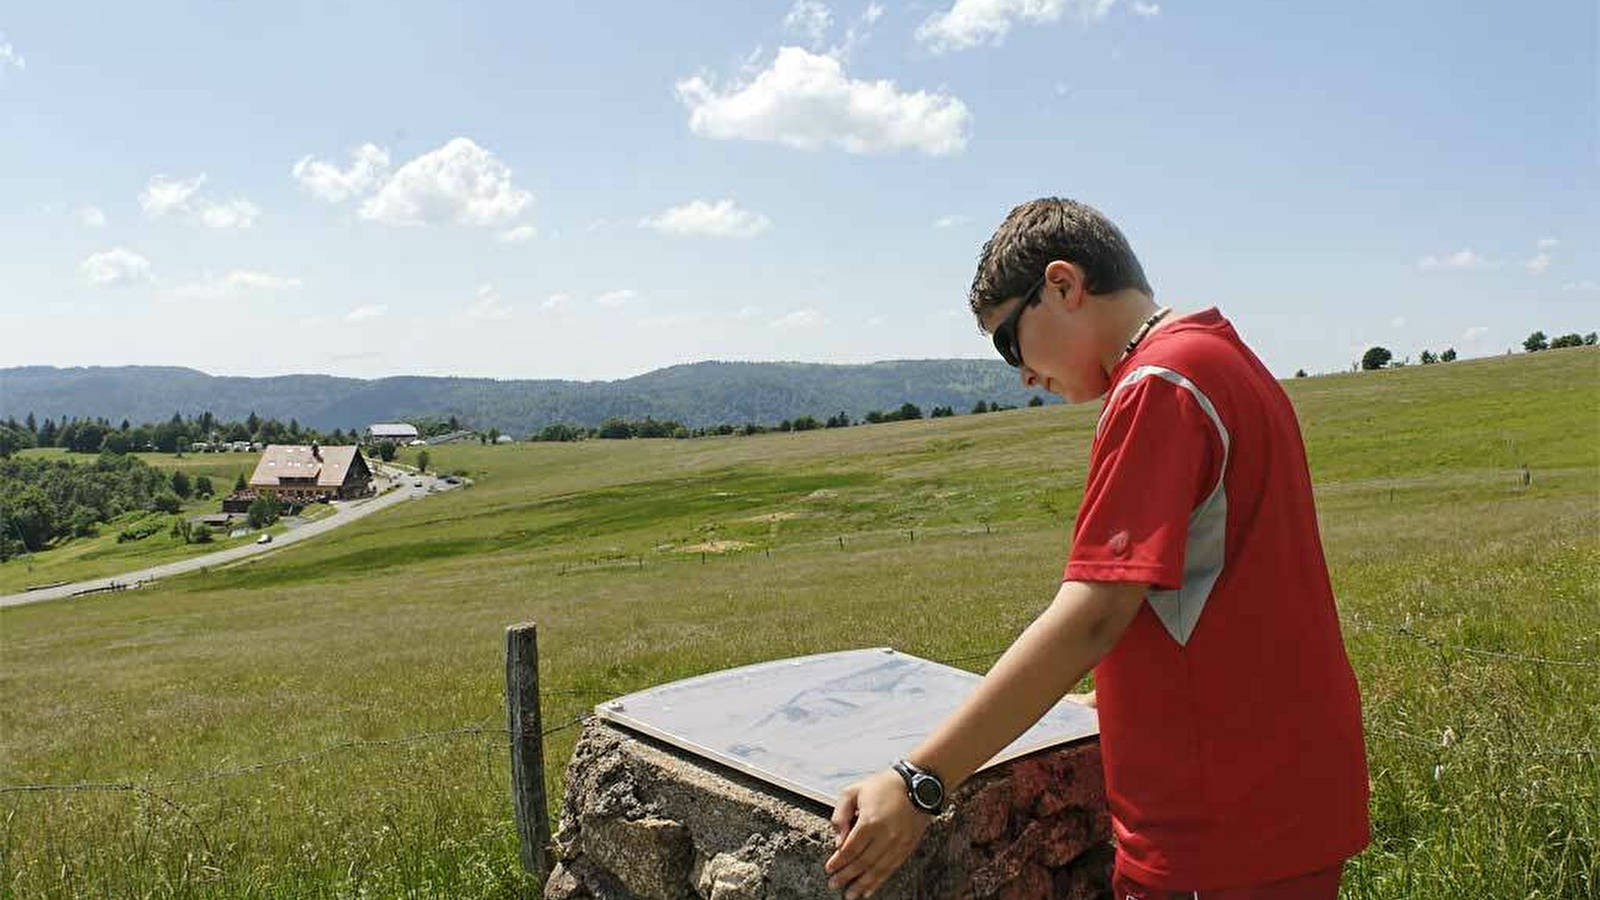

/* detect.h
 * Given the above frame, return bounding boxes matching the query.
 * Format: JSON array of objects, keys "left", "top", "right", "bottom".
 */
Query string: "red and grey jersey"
[{"left": 1064, "top": 308, "right": 1371, "bottom": 891}]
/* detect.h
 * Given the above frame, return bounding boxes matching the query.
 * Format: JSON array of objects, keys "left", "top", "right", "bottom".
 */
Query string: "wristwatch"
[{"left": 893, "top": 759, "right": 946, "bottom": 814}]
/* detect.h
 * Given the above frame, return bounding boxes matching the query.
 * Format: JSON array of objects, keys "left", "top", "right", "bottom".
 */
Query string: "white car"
[{"left": 256, "top": 533, "right": 273, "bottom": 544}]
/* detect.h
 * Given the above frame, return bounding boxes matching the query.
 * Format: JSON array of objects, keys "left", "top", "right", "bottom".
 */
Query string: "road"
[{"left": 0, "top": 468, "right": 462, "bottom": 609}]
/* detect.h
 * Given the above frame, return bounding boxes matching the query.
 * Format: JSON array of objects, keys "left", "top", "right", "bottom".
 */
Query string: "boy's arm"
[{"left": 823, "top": 578, "right": 1146, "bottom": 899}]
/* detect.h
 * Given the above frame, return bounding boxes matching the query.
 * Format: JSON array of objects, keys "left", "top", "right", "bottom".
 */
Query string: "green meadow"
[{"left": 2, "top": 349, "right": 1596, "bottom": 899}]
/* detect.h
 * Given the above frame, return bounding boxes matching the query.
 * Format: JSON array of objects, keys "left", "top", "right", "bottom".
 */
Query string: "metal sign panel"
[{"left": 594, "top": 647, "right": 1098, "bottom": 807}]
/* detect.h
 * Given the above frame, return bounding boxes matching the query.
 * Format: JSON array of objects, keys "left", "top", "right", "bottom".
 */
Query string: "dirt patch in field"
[
  {"left": 739, "top": 511, "right": 805, "bottom": 523},
  {"left": 679, "top": 540, "right": 752, "bottom": 554}
]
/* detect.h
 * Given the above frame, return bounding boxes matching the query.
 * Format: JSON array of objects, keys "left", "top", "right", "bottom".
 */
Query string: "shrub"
[
  {"left": 247, "top": 495, "right": 280, "bottom": 529},
  {"left": 117, "top": 517, "right": 164, "bottom": 543}
]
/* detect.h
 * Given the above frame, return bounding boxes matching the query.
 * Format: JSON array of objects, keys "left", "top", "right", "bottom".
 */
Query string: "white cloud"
[
  {"left": 1463, "top": 326, "right": 1490, "bottom": 340},
  {"left": 359, "top": 137, "right": 532, "bottom": 227},
  {"left": 1537, "top": 237, "right": 1559, "bottom": 249},
  {"left": 0, "top": 32, "right": 23, "bottom": 72},
  {"left": 933, "top": 213, "right": 971, "bottom": 228},
  {"left": 541, "top": 292, "right": 573, "bottom": 311},
  {"left": 81, "top": 248, "right": 152, "bottom": 286},
  {"left": 829, "top": 2, "right": 887, "bottom": 60},
  {"left": 497, "top": 224, "right": 538, "bottom": 243},
  {"left": 1523, "top": 252, "right": 1551, "bottom": 276},
  {"left": 140, "top": 174, "right": 207, "bottom": 218},
  {"left": 292, "top": 143, "right": 391, "bottom": 203},
  {"left": 676, "top": 47, "right": 972, "bottom": 156},
  {"left": 139, "top": 173, "right": 260, "bottom": 227},
  {"left": 770, "top": 307, "right": 828, "bottom": 329},
  {"left": 1132, "top": 2, "right": 1161, "bottom": 16},
  {"left": 784, "top": 0, "right": 834, "bottom": 48},
  {"left": 77, "top": 205, "right": 107, "bottom": 228},
  {"left": 466, "top": 283, "right": 514, "bottom": 321},
  {"left": 344, "top": 304, "right": 388, "bottom": 322},
  {"left": 1561, "top": 280, "right": 1598, "bottom": 292},
  {"left": 916, "top": 0, "right": 1117, "bottom": 54},
  {"left": 641, "top": 199, "right": 773, "bottom": 239},
  {"left": 174, "top": 270, "right": 302, "bottom": 299},
  {"left": 1416, "top": 249, "right": 1497, "bottom": 271},
  {"left": 1390, "top": 315, "right": 1407, "bottom": 328},
  {"left": 596, "top": 289, "right": 636, "bottom": 308},
  {"left": 198, "top": 197, "right": 261, "bottom": 229},
  {"left": 736, "top": 305, "right": 762, "bottom": 321}
]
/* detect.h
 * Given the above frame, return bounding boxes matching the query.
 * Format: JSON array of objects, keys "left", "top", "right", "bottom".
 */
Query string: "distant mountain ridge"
[{"left": 0, "top": 361, "right": 1053, "bottom": 436}]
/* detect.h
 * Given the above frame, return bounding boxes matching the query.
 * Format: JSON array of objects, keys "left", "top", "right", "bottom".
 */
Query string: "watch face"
[{"left": 912, "top": 776, "right": 942, "bottom": 808}]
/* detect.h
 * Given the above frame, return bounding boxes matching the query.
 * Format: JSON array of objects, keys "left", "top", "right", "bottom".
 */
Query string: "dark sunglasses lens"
[{"left": 994, "top": 327, "right": 1020, "bottom": 367}]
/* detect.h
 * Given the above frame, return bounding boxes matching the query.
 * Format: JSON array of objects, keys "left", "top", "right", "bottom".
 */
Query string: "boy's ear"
[{"left": 1044, "top": 260, "right": 1085, "bottom": 310}]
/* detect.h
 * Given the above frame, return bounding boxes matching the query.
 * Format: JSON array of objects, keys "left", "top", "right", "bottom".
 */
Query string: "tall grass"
[{"left": 1, "top": 348, "right": 1596, "bottom": 898}]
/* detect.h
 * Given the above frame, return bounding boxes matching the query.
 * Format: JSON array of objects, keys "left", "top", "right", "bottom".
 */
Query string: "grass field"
[
  {"left": 0, "top": 451, "right": 266, "bottom": 595},
  {"left": 2, "top": 348, "right": 1596, "bottom": 899}
]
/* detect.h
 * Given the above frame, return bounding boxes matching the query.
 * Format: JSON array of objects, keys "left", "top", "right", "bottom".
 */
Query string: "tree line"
[
  {"left": 1348, "top": 329, "right": 1594, "bottom": 373},
  {"left": 0, "top": 410, "right": 367, "bottom": 459},
  {"left": 528, "top": 397, "right": 1046, "bottom": 442},
  {"left": 0, "top": 453, "right": 217, "bottom": 559}
]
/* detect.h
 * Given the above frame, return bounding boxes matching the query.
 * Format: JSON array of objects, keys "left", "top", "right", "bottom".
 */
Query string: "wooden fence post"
[{"left": 505, "top": 622, "right": 551, "bottom": 884}]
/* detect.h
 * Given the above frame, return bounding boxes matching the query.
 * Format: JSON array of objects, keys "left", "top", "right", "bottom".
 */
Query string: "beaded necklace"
[{"left": 1119, "top": 306, "right": 1173, "bottom": 362}]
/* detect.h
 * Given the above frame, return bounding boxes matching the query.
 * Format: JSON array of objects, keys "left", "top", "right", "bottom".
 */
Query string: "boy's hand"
[{"left": 824, "top": 769, "right": 932, "bottom": 899}]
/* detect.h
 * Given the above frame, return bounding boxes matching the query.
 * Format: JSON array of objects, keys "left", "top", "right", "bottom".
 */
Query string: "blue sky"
[{"left": 1, "top": 1, "right": 1593, "bottom": 382}]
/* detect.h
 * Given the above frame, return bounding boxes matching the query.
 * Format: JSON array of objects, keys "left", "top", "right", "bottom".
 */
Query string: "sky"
[{"left": 1, "top": 1, "right": 1594, "bottom": 383}]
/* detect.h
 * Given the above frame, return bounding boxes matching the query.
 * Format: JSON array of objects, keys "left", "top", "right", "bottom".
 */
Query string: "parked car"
[{"left": 256, "top": 533, "right": 272, "bottom": 544}]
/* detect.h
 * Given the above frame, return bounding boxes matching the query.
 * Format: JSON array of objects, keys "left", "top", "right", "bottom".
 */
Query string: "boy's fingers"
[
  {"left": 827, "top": 837, "right": 881, "bottom": 892},
  {"left": 825, "top": 823, "right": 877, "bottom": 878},
  {"left": 830, "top": 786, "right": 859, "bottom": 841}
]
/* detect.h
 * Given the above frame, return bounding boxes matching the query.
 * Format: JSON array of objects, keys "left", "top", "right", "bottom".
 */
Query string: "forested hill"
[{"left": 0, "top": 360, "right": 1053, "bottom": 435}]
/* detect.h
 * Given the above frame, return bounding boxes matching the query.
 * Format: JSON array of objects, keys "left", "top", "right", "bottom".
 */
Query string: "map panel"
[{"left": 594, "top": 647, "right": 1099, "bottom": 807}]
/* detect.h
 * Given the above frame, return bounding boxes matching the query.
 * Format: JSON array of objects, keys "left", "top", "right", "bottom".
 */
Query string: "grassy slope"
[{"left": 1, "top": 348, "right": 1596, "bottom": 899}]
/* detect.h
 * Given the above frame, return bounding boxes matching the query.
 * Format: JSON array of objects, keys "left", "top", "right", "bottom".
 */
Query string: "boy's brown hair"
[{"left": 968, "top": 198, "right": 1154, "bottom": 322}]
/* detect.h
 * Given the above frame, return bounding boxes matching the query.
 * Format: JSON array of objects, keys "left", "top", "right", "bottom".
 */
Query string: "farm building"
[
  {"left": 366, "top": 422, "right": 419, "bottom": 443},
  {"left": 246, "top": 444, "right": 374, "bottom": 502}
]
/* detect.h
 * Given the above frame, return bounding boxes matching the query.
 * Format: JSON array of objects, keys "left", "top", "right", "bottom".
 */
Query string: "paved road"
[{"left": 1, "top": 468, "right": 462, "bottom": 609}]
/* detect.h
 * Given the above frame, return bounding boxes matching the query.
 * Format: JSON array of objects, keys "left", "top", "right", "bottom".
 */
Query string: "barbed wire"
[
  {"left": 4, "top": 615, "right": 1591, "bottom": 801},
  {"left": 0, "top": 715, "right": 590, "bottom": 799},
  {"left": 1342, "top": 616, "right": 1599, "bottom": 669}
]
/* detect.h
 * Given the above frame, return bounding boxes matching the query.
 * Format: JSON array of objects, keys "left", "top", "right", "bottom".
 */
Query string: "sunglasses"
[{"left": 991, "top": 275, "right": 1047, "bottom": 368}]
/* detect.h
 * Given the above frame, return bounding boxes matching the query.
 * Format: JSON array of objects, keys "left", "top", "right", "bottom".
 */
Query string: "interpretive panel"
[{"left": 593, "top": 647, "right": 1099, "bottom": 807}]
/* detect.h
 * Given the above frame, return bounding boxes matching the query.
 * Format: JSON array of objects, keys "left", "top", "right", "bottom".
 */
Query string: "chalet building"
[
  {"left": 246, "top": 444, "right": 374, "bottom": 502},
  {"left": 366, "top": 422, "right": 420, "bottom": 443}
]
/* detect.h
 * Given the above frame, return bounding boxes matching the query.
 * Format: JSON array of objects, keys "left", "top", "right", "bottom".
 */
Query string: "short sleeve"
[{"left": 1064, "top": 372, "right": 1225, "bottom": 589}]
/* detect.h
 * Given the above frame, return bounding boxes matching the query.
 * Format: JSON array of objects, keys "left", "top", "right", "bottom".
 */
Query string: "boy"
[{"left": 823, "top": 199, "right": 1370, "bottom": 899}]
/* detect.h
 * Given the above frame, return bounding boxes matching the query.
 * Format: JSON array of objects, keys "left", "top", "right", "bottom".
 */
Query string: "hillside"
[
  {"left": 2, "top": 346, "right": 1596, "bottom": 899},
  {"left": 0, "top": 359, "right": 1053, "bottom": 434}
]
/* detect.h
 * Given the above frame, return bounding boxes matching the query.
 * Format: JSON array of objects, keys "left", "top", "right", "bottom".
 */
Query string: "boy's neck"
[{"left": 1096, "top": 290, "right": 1168, "bottom": 374}]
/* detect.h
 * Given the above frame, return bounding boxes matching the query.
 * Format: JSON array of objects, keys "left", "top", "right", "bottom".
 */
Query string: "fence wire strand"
[{"left": 4, "top": 612, "right": 1592, "bottom": 799}]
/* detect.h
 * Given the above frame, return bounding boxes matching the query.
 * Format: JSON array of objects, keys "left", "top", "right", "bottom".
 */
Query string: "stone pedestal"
[{"left": 546, "top": 720, "right": 1111, "bottom": 900}]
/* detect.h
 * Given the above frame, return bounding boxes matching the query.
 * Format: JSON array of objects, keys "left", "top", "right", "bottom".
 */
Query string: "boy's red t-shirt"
[{"left": 1064, "top": 308, "right": 1370, "bottom": 890}]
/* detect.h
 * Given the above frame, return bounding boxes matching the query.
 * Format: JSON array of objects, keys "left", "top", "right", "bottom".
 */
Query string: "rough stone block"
[{"left": 546, "top": 720, "right": 1110, "bottom": 900}]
